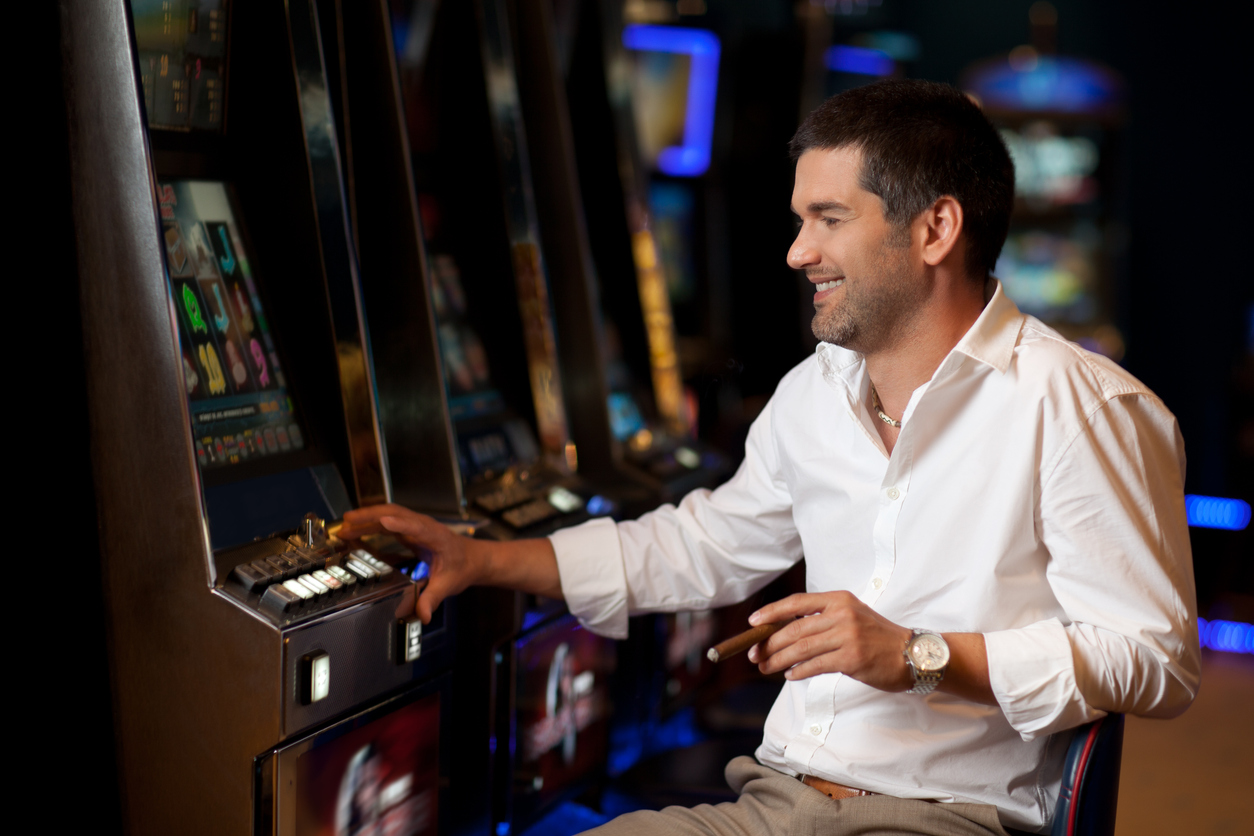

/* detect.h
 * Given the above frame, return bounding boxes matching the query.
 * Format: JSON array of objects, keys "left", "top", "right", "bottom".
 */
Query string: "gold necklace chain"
[{"left": 870, "top": 385, "right": 902, "bottom": 429}]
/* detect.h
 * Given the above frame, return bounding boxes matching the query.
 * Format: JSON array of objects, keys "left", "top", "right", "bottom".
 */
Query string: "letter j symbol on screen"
[{"left": 217, "top": 226, "right": 237, "bottom": 275}]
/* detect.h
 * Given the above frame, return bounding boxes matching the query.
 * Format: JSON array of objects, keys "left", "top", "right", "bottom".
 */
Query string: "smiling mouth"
[{"left": 814, "top": 279, "right": 844, "bottom": 291}]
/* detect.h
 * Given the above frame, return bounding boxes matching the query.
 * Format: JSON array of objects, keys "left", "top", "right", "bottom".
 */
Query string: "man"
[{"left": 340, "top": 80, "right": 1199, "bottom": 835}]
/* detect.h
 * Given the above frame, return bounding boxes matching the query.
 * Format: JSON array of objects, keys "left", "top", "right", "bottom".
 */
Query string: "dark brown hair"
[{"left": 790, "top": 79, "right": 1014, "bottom": 279}]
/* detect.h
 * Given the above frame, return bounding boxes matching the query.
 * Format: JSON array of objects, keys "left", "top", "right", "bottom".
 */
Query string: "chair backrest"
[{"left": 1050, "top": 714, "right": 1125, "bottom": 836}]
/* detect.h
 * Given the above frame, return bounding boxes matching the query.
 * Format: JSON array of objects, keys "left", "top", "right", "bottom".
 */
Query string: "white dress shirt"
[{"left": 550, "top": 283, "right": 1200, "bottom": 832}]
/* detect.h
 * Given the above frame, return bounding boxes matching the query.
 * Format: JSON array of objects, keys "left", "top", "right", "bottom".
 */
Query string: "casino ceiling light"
[
  {"left": 623, "top": 25, "right": 721, "bottom": 177},
  {"left": 1185, "top": 494, "right": 1252, "bottom": 531}
]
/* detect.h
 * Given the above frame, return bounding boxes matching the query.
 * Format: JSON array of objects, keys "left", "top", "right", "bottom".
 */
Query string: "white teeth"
[{"left": 815, "top": 279, "right": 844, "bottom": 292}]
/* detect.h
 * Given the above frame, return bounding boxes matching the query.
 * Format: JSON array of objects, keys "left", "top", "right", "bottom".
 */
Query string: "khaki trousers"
[{"left": 584, "top": 757, "right": 1023, "bottom": 836}]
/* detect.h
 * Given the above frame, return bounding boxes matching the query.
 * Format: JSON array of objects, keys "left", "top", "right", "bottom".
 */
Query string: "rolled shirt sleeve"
[
  {"left": 986, "top": 392, "right": 1201, "bottom": 740},
  {"left": 551, "top": 398, "right": 804, "bottom": 639}
]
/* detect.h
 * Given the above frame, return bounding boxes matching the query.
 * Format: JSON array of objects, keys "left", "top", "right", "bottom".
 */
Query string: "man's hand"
[
  {"left": 747, "top": 591, "right": 913, "bottom": 691},
  {"left": 340, "top": 504, "right": 487, "bottom": 624},
  {"left": 339, "top": 504, "right": 564, "bottom": 625},
  {"left": 746, "top": 591, "right": 996, "bottom": 704}
]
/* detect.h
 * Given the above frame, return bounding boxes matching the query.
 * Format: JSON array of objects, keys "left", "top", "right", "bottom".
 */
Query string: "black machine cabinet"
[{"left": 61, "top": 1, "right": 461, "bottom": 834}]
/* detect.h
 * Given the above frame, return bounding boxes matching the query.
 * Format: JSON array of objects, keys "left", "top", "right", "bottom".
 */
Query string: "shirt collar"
[
  {"left": 952, "top": 279, "right": 1022, "bottom": 374},
  {"left": 814, "top": 279, "right": 1024, "bottom": 386}
]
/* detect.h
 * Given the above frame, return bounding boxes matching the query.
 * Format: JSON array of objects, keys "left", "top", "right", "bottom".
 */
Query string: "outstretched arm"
[{"left": 338, "top": 504, "right": 562, "bottom": 623}]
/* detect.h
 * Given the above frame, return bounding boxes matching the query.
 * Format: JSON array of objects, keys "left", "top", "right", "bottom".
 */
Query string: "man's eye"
[{"left": 822, "top": 217, "right": 840, "bottom": 227}]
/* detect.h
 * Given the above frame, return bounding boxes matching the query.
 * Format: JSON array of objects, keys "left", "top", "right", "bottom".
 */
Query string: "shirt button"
[
  {"left": 810, "top": 725, "right": 822, "bottom": 736},
  {"left": 887, "top": 487, "right": 900, "bottom": 500},
  {"left": 872, "top": 577, "right": 883, "bottom": 589}
]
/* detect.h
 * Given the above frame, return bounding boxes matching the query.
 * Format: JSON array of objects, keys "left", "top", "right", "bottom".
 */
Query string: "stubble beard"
[{"left": 810, "top": 238, "right": 924, "bottom": 354}]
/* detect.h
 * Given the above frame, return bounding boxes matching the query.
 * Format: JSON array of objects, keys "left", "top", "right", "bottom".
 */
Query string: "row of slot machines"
[{"left": 63, "top": 1, "right": 752, "bottom": 835}]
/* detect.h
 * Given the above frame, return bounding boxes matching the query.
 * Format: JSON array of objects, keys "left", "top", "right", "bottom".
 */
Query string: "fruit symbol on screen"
[
  {"left": 233, "top": 284, "right": 255, "bottom": 333},
  {"left": 210, "top": 284, "right": 231, "bottom": 333},
  {"left": 183, "top": 285, "right": 208, "bottom": 334},
  {"left": 224, "top": 340, "right": 249, "bottom": 387},
  {"left": 182, "top": 353, "right": 200, "bottom": 396},
  {"left": 249, "top": 338, "right": 271, "bottom": 386},
  {"left": 216, "top": 226, "right": 237, "bottom": 275},
  {"left": 198, "top": 343, "right": 227, "bottom": 394}
]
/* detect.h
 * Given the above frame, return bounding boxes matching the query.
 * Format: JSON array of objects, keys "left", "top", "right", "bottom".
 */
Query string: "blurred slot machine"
[
  {"left": 64, "top": 1, "right": 458, "bottom": 834},
  {"left": 543, "top": 0, "right": 770, "bottom": 777},
  {"left": 318, "top": 0, "right": 628, "bottom": 832},
  {"left": 962, "top": 43, "right": 1127, "bottom": 359},
  {"left": 557, "top": 0, "right": 733, "bottom": 502}
]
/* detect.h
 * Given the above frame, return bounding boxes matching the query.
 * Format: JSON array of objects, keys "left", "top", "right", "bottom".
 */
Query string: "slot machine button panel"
[
  {"left": 231, "top": 562, "right": 272, "bottom": 593},
  {"left": 296, "top": 574, "right": 330, "bottom": 599},
  {"left": 313, "top": 568, "right": 341, "bottom": 591},
  {"left": 345, "top": 557, "right": 380, "bottom": 582},
  {"left": 283, "top": 578, "right": 315, "bottom": 601},
  {"left": 260, "top": 583, "right": 302, "bottom": 615},
  {"left": 326, "top": 564, "right": 356, "bottom": 587},
  {"left": 501, "top": 498, "right": 559, "bottom": 530}
]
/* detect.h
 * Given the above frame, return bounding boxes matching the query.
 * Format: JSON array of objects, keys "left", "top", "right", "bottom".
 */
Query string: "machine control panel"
[{"left": 223, "top": 514, "right": 417, "bottom": 626}]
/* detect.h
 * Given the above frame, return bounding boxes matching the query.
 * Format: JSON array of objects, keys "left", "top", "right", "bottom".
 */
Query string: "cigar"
[{"left": 707, "top": 620, "right": 790, "bottom": 663}]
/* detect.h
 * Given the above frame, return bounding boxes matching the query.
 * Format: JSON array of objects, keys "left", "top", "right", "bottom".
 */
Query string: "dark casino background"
[{"left": 27, "top": 1, "right": 1249, "bottom": 834}]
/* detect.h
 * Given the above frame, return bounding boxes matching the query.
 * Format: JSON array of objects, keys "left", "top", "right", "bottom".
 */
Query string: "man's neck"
[{"left": 865, "top": 277, "right": 992, "bottom": 422}]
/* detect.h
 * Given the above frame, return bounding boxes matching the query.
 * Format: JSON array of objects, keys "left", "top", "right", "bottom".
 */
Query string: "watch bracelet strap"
[{"left": 905, "top": 628, "right": 945, "bottom": 695}]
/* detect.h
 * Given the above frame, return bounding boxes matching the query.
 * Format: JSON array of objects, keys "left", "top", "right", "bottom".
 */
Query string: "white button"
[
  {"left": 872, "top": 577, "right": 883, "bottom": 589},
  {"left": 887, "top": 487, "right": 900, "bottom": 500},
  {"left": 311, "top": 654, "right": 330, "bottom": 702},
  {"left": 810, "top": 724, "right": 822, "bottom": 736}
]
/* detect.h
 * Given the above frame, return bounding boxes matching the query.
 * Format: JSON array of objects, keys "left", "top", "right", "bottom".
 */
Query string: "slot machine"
[
  {"left": 61, "top": 1, "right": 468, "bottom": 833},
  {"left": 315, "top": 0, "right": 629, "bottom": 832}
]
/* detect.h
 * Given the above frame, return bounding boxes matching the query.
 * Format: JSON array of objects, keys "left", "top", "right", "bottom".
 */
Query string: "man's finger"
[
  {"left": 750, "top": 592, "right": 828, "bottom": 625},
  {"left": 340, "top": 504, "right": 409, "bottom": 538},
  {"left": 379, "top": 513, "right": 439, "bottom": 545}
]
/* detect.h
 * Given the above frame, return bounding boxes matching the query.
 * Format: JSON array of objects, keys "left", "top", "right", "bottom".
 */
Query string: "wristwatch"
[{"left": 903, "top": 629, "right": 950, "bottom": 695}]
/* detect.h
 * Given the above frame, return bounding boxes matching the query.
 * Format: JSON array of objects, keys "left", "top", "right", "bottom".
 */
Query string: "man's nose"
[{"left": 787, "top": 231, "right": 818, "bottom": 270}]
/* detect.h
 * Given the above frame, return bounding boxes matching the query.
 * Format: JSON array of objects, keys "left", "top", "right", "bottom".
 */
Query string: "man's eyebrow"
[{"left": 806, "top": 200, "right": 851, "bottom": 214}]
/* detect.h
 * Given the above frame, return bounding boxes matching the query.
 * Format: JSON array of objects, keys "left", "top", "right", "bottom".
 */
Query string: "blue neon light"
[
  {"left": 965, "top": 56, "right": 1121, "bottom": 114},
  {"left": 825, "top": 45, "right": 894, "bottom": 77},
  {"left": 1185, "top": 494, "right": 1252, "bottom": 530},
  {"left": 623, "top": 25, "right": 720, "bottom": 177},
  {"left": 1199, "top": 618, "right": 1254, "bottom": 655},
  {"left": 496, "top": 822, "right": 511, "bottom": 836},
  {"left": 518, "top": 801, "right": 611, "bottom": 836}
]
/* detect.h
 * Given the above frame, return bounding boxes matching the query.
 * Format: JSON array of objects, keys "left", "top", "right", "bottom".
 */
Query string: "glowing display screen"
[
  {"left": 294, "top": 693, "right": 440, "bottom": 836},
  {"left": 158, "top": 180, "right": 307, "bottom": 471},
  {"left": 624, "top": 26, "right": 720, "bottom": 177},
  {"left": 995, "top": 226, "right": 1099, "bottom": 325},
  {"left": 132, "top": 0, "right": 229, "bottom": 131}
]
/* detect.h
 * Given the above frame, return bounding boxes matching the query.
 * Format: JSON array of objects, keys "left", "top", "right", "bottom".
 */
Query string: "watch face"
[{"left": 909, "top": 634, "right": 950, "bottom": 672}]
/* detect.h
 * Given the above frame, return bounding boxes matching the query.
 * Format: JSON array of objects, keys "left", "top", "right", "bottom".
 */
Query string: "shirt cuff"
[
  {"left": 985, "top": 618, "right": 1105, "bottom": 741},
  {"left": 549, "top": 517, "right": 629, "bottom": 639}
]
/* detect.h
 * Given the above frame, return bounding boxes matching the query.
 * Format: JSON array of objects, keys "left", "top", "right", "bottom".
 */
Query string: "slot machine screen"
[
  {"left": 427, "top": 251, "right": 540, "bottom": 481},
  {"left": 132, "top": 0, "right": 229, "bottom": 132},
  {"left": 512, "top": 617, "right": 614, "bottom": 820},
  {"left": 158, "top": 180, "right": 310, "bottom": 475},
  {"left": 292, "top": 692, "right": 440, "bottom": 836}
]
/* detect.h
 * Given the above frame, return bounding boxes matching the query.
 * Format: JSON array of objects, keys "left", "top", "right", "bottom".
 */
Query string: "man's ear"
[{"left": 919, "top": 196, "right": 964, "bottom": 268}]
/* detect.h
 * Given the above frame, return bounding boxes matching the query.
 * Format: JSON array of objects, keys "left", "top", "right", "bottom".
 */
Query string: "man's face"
[{"left": 788, "top": 147, "right": 926, "bottom": 353}]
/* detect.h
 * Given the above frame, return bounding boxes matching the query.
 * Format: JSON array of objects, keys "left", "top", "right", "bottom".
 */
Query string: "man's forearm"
[
  {"left": 469, "top": 536, "right": 564, "bottom": 600},
  {"left": 938, "top": 633, "right": 995, "bottom": 705}
]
